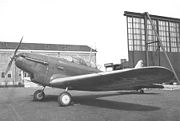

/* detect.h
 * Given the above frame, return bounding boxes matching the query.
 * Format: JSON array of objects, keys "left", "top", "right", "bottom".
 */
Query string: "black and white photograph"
[{"left": 0, "top": 0, "right": 180, "bottom": 121}]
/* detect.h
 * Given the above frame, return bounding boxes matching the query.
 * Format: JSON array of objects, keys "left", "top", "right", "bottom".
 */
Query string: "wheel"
[
  {"left": 139, "top": 89, "right": 144, "bottom": 94},
  {"left": 33, "top": 90, "right": 45, "bottom": 101},
  {"left": 58, "top": 92, "right": 72, "bottom": 106}
]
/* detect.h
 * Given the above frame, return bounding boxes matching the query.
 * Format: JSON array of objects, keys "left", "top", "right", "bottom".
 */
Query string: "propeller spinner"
[{"left": 5, "top": 36, "right": 23, "bottom": 75}]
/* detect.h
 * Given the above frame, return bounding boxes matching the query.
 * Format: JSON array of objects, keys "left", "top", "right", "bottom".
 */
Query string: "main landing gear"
[
  {"left": 33, "top": 87, "right": 72, "bottom": 106},
  {"left": 33, "top": 87, "right": 45, "bottom": 101},
  {"left": 57, "top": 87, "right": 72, "bottom": 106}
]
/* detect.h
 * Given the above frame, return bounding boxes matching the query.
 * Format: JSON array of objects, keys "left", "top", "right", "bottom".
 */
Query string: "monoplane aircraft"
[{"left": 5, "top": 37, "right": 174, "bottom": 106}]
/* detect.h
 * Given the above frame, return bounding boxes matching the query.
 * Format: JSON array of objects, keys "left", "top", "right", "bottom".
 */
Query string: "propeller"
[{"left": 5, "top": 36, "right": 23, "bottom": 75}]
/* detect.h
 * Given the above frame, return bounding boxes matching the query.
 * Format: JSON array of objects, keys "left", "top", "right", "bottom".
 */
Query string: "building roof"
[
  {"left": 0, "top": 42, "right": 96, "bottom": 52},
  {"left": 124, "top": 11, "right": 180, "bottom": 23}
]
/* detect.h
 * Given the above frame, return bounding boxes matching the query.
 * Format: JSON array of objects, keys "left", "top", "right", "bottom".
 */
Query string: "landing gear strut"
[
  {"left": 57, "top": 87, "right": 72, "bottom": 106},
  {"left": 33, "top": 87, "right": 45, "bottom": 101}
]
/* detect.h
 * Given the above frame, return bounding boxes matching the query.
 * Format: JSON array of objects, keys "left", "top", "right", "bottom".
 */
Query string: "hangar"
[
  {"left": 0, "top": 42, "right": 96, "bottom": 87},
  {"left": 124, "top": 11, "right": 180, "bottom": 81}
]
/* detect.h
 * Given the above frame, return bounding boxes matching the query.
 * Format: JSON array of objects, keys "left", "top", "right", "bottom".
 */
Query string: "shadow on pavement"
[{"left": 39, "top": 91, "right": 160, "bottom": 111}]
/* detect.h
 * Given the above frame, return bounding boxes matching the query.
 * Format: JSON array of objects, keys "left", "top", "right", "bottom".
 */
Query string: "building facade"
[
  {"left": 124, "top": 11, "right": 180, "bottom": 80},
  {"left": 0, "top": 42, "right": 97, "bottom": 87}
]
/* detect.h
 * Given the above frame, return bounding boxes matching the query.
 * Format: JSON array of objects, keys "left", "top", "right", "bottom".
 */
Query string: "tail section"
[{"left": 135, "top": 60, "right": 143, "bottom": 68}]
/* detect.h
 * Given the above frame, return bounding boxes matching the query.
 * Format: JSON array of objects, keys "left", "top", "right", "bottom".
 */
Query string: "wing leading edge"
[{"left": 50, "top": 66, "right": 174, "bottom": 91}]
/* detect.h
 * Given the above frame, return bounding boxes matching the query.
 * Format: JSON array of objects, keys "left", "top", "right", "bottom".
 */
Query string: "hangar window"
[
  {"left": 127, "top": 17, "right": 145, "bottom": 51},
  {"left": 1, "top": 72, "right": 5, "bottom": 78},
  {"left": 125, "top": 12, "right": 180, "bottom": 53},
  {"left": 24, "top": 72, "right": 30, "bottom": 77}
]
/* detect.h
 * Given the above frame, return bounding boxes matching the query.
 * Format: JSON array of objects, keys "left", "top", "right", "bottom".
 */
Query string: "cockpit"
[{"left": 60, "top": 56, "right": 97, "bottom": 68}]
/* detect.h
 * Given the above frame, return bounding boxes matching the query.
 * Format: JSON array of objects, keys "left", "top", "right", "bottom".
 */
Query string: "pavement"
[{"left": 0, "top": 87, "right": 180, "bottom": 121}]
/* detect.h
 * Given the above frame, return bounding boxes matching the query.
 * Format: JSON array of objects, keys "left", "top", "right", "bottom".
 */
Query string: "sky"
[{"left": 0, "top": 0, "right": 179, "bottom": 69}]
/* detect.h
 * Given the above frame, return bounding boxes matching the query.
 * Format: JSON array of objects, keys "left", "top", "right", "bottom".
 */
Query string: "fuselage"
[{"left": 15, "top": 53, "right": 101, "bottom": 86}]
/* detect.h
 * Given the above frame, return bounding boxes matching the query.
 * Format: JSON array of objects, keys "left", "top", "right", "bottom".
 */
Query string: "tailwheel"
[
  {"left": 58, "top": 91, "right": 72, "bottom": 106},
  {"left": 33, "top": 90, "right": 45, "bottom": 101},
  {"left": 139, "top": 89, "right": 144, "bottom": 94}
]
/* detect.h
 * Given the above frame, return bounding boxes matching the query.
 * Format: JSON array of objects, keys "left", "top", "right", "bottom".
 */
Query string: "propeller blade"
[
  {"left": 5, "top": 59, "right": 13, "bottom": 75},
  {"left": 14, "top": 36, "right": 23, "bottom": 57},
  {"left": 5, "top": 36, "right": 23, "bottom": 75}
]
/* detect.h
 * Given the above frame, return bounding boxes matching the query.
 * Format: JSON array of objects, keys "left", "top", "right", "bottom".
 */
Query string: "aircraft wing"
[{"left": 50, "top": 66, "right": 174, "bottom": 91}]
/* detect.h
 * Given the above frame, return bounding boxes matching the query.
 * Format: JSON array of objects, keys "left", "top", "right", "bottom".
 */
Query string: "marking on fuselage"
[{"left": 57, "top": 66, "right": 64, "bottom": 70}]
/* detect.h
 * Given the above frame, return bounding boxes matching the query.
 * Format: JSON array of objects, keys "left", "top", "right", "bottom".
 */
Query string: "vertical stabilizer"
[{"left": 135, "top": 60, "right": 143, "bottom": 68}]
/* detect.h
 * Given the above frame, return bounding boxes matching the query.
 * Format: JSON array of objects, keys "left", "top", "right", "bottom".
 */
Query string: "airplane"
[{"left": 5, "top": 37, "right": 175, "bottom": 106}]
